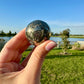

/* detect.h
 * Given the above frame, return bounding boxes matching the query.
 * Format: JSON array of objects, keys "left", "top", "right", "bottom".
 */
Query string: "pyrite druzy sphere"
[{"left": 26, "top": 20, "right": 51, "bottom": 46}]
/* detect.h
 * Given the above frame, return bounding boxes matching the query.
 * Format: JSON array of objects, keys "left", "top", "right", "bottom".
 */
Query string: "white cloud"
[
  {"left": 47, "top": 20, "right": 84, "bottom": 34},
  {"left": 47, "top": 20, "right": 84, "bottom": 27}
]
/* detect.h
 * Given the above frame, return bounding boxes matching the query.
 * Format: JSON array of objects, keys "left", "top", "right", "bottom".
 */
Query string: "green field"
[
  {"left": 52, "top": 35, "right": 84, "bottom": 38},
  {"left": 22, "top": 48, "right": 84, "bottom": 84},
  {"left": 70, "top": 35, "right": 84, "bottom": 38}
]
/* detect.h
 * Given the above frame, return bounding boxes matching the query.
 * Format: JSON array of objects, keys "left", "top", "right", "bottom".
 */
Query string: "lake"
[
  {"left": 0, "top": 36, "right": 13, "bottom": 42},
  {"left": 0, "top": 36, "right": 84, "bottom": 42},
  {"left": 50, "top": 37, "right": 84, "bottom": 42}
]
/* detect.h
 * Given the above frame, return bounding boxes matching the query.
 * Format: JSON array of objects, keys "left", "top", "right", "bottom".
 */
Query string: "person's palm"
[{"left": 0, "top": 28, "right": 56, "bottom": 84}]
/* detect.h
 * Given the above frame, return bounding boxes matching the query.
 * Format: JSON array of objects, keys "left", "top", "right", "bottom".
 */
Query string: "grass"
[
  {"left": 51, "top": 35, "right": 84, "bottom": 38},
  {"left": 70, "top": 35, "right": 84, "bottom": 38},
  {"left": 22, "top": 48, "right": 84, "bottom": 84}
]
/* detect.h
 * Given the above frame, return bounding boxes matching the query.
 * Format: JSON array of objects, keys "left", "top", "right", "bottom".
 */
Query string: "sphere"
[{"left": 26, "top": 20, "right": 51, "bottom": 46}]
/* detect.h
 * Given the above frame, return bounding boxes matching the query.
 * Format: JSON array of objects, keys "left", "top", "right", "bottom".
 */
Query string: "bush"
[{"left": 72, "top": 42, "right": 80, "bottom": 50}]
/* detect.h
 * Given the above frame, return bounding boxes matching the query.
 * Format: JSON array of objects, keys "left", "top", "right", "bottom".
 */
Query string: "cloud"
[
  {"left": 47, "top": 20, "right": 84, "bottom": 34},
  {"left": 47, "top": 20, "right": 84, "bottom": 27}
]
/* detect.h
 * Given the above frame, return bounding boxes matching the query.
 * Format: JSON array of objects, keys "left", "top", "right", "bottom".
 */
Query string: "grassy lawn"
[{"left": 22, "top": 48, "right": 84, "bottom": 84}]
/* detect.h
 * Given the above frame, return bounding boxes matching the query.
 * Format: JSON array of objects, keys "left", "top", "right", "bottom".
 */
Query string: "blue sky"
[{"left": 0, "top": 0, "right": 84, "bottom": 34}]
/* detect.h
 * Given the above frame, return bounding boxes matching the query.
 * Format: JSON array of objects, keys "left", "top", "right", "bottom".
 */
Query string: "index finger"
[
  {"left": 3, "top": 28, "right": 31, "bottom": 52},
  {"left": 0, "top": 28, "right": 31, "bottom": 62}
]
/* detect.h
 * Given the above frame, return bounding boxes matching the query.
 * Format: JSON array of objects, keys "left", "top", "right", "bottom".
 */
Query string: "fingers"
[
  {"left": 0, "top": 28, "right": 31, "bottom": 63},
  {"left": 24, "top": 40, "right": 57, "bottom": 79},
  {"left": 3, "top": 28, "right": 30, "bottom": 51},
  {"left": 21, "top": 47, "right": 35, "bottom": 67}
]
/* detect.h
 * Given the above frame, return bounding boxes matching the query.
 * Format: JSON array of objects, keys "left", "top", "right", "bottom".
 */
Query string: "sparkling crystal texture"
[{"left": 26, "top": 20, "right": 51, "bottom": 46}]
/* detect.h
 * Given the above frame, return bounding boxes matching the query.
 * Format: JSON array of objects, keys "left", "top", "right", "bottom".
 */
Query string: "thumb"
[{"left": 24, "top": 40, "right": 57, "bottom": 81}]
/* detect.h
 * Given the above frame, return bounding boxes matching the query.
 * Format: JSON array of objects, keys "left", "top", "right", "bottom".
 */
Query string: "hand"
[{"left": 0, "top": 28, "right": 56, "bottom": 84}]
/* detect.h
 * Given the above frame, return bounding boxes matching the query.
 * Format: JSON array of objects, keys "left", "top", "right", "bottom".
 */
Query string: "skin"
[{"left": 0, "top": 28, "right": 56, "bottom": 84}]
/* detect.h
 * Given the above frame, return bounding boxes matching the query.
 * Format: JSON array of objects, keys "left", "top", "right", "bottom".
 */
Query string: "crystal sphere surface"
[{"left": 26, "top": 20, "right": 51, "bottom": 46}]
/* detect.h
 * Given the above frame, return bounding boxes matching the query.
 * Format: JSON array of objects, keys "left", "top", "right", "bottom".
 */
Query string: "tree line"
[
  {"left": 51, "top": 32, "right": 60, "bottom": 36},
  {"left": 0, "top": 30, "right": 17, "bottom": 36},
  {"left": 51, "top": 31, "right": 84, "bottom": 36}
]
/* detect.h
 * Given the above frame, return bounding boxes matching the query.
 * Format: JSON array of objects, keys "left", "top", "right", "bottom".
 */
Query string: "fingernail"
[{"left": 45, "top": 41, "right": 57, "bottom": 51}]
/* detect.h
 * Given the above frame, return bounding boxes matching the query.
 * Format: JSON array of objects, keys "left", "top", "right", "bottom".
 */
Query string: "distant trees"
[
  {"left": 54, "top": 33, "right": 60, "bottom": 36},
  {"left": 51, "top": 32, "right": 60, "bottom": 36},
  {"left": 51, "top": 32, "right": 54, "bottom": 36},
  {"left": 0, "top": 30, "right": 17, "bottom": 36},
  {"left": 0, "top": 30, "right": 6, "bottom": 36},
  {"left": 7, "top": 30, "right": 12, "bottom": 36}
]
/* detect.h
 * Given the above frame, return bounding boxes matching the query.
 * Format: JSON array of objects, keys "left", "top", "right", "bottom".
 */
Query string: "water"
[
  {"left": 0, "top": 36, "right": 13, "bottom": 42},
  {"left": 0, "top": 36, "right": 84, "bottom": 42},
  {"left": 0, "top": 36, "right": 84, "bottom": 50},
  {"left": 50, "top": 37, "right": 84, "bottom": 42}
]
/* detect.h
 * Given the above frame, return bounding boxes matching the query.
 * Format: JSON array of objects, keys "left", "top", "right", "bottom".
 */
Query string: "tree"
[
  {"left": 12, "top": 32, "right": 17, "bottom": 35},
  {"left": 14, "top": 32, "right": 17, "bottom": 35},
  {"left": 60, "top": 29, "right": 70, "bottom": 54},
  {"left": 9, "top": 30, "right": 12, "bottom": 34},
  {"left": 51, "top": 32, "right": 54, "bottom": 36},
  {"left": 0, "top": 30, "right": 6, "bottom": 36},
  {"left": 54, "top": 33, "right": 59, "bottom": 36},
  {"left": 7, "top": 30, "right": 12, "bottom": 36}
]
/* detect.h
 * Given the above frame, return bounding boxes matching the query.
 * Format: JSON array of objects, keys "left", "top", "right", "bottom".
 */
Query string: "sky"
[{"left": 0, "top": 0, "right": 84, "bottom": 35}]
